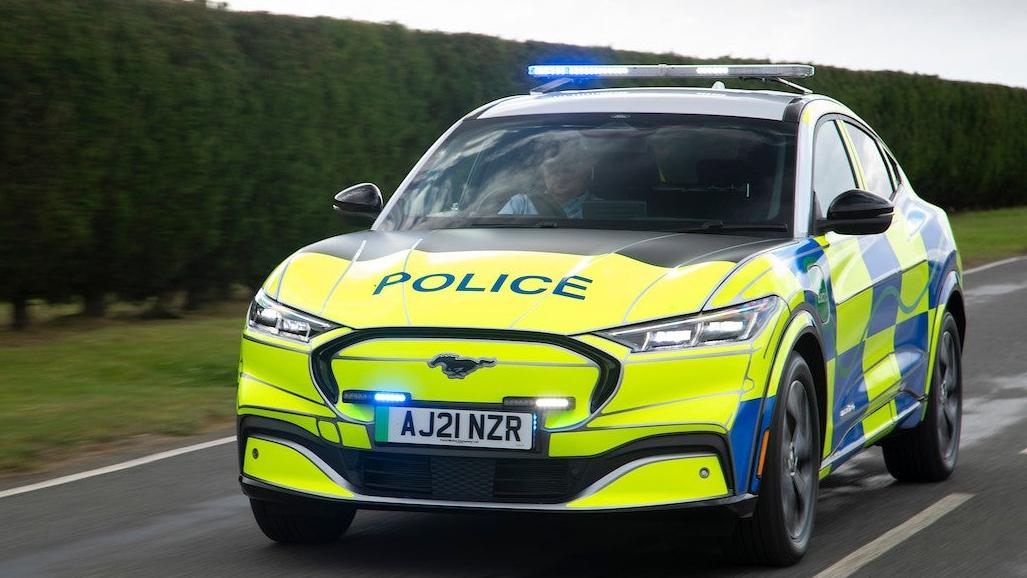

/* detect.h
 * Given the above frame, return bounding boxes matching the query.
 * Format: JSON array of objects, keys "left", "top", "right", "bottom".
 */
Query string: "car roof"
[{"left": 476, "top": 87, "right": 830, "bottom": 122}]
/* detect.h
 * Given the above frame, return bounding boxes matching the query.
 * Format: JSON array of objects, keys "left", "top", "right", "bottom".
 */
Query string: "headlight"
[
  {"left": 247, "top": 290, "right": 339, "bottom": 343},
  {"left": 597, "top": 296, "right": 780, "bottom": 353}
]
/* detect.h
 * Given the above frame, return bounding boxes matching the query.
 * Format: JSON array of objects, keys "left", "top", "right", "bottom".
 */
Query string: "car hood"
[{"left": 268, "top": 228, "right": 792, "bottom": 335}]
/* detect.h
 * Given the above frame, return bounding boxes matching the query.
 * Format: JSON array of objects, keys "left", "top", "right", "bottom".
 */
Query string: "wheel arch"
[
  {"left": 945, "top": 289, "right": 966, "bottom": 346},
  {"left": 749, "top": 306, "right": 827, "bottom": 493},
  {"left": 923, "top": 268, "right": 964, "bottom": 399},
  {"left": 793, "top": 331, "right": 828, "bottom": 458}
]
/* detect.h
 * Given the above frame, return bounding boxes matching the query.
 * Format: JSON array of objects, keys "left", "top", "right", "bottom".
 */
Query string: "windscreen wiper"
[
  {"left": 467, "top": 221, "right": 561, "bottom": 228},
  {"left": 675, "top": 221, "right": 789, "bottom": 233}
]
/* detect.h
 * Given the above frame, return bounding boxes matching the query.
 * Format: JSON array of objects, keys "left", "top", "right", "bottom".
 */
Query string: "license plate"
[{"left": 374, "top": 406, "right": 534, "bottom": 450}]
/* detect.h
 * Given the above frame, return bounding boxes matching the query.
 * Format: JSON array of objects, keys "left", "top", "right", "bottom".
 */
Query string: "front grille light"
[
  {"left": 503, "top": 396, "right": 575, "bottom": 411},
  {"left": 342, "top": 390, "right": 409, "bottom": 404}
]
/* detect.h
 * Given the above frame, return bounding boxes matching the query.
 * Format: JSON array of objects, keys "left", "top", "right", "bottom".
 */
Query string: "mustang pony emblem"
[{"left": 427, "top": 353, "right": 496, "bottom": 379}]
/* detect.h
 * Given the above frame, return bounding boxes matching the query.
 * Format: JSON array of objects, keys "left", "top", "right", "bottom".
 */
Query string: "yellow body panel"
[
  {"left": 320, "top": 251, "right": 417, "bottom": 328},
  {"left": 548, "top": 424, "right": 727, "bottom": 457},
  {"left": 887, "top": 212, "right": 929, "bottom": 271},
  {"left": 237, "top": 376, "right": 334, "bottom": 418},
  {"left": 338, "top": 422, "right": 372, "bottom": 449},
  {"left": 601, "top": 354, "right": 750, "bottom": 414},
  {"left": 590, "top": 393, "right": 740, "bottom": 429},
  {"left": 567, "top": 455, "right": 728, "bottom": 508},
  {"left": 861, "top": 402, "right": 896, "bottom": 443},
  {"left": 277, "top": 246, "right": 740, "bottom": 334},
  {"left": 277, "top": 252, "right": 351, "bottom": 314},
  {"left": 707, "top": 255, "right": 803, "bottom": 309},
  {"left": 261, "top": 260, "right": 288, "bottom": 296},
  {"left": 823, "top": 236, "right": 873, "bottom": 304},
  {"left": 834, "top": 290, "right": 873, "bottom": 354},
  {"left": 239, "top": 338, "right": 319, "bottom": 400},
  {"left": 624, "top": 261, "right": 736, "bottom": 323},
  {"left": 243, "top": 437, "right": 353, "bottom": 498},
  {"left": 765, "top": 311, "right": 815, "bottom": 398},
  {"left": 897, "top": 262, "right": 931, "bottom": 323},
  {"left": 318, "top": 420, "right": 341, "bottom": 443}
]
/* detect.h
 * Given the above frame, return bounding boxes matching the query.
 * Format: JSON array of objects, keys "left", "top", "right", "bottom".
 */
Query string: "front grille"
[{"left": 348, "top": 452, "right": 572, "bottom": 503}]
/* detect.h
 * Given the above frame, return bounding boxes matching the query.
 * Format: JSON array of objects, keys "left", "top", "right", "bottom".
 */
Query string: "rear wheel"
[
  {"left": 250, "top": 499, "right": 356, "bottom": 544},
  {"left": 733, "top": 353, "right": 820, "bottom": 566},
  {"left": 882, "top": 312, "right": 962, "bottom": 482}
]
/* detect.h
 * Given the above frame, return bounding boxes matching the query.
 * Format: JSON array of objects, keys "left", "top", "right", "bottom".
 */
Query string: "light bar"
[
  {"left": 527, "top": 65, "right": 631, "bottom": 77},
  {"left": 527, "top": 63, "right": 814, "bottom": 79}
]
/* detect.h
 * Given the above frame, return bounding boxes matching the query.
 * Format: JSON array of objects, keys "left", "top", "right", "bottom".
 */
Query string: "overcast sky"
[{"left": 228, "top": 0, "right": 1027, "bottom": 89}]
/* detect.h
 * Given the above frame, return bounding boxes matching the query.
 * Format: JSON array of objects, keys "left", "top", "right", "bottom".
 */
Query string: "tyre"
[
  {"left": 250, "top": 499, "right": 356, "bottom": 544},
  {"left": 882, "top": 311, "right": 962, "bottom": 482},
  {"left": 733, "top": 353, "right": 820, "bottom": 566}
]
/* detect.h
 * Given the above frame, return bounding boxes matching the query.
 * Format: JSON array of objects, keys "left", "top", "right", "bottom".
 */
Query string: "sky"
[{"left": 228, "top": 0, "right": 1027, "bottom": 89}]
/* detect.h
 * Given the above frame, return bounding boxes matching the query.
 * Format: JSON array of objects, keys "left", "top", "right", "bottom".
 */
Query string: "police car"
[{"left": 237, "top": 64, "right": 964, "bottom": 565}]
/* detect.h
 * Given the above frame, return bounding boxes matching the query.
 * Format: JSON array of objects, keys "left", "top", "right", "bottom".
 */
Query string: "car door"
[
  {"left": 840, "top": 121, "right": 932, "bottom": 432},
  {"left": 812, "top": 116, "right": 916, "bottom": 459}
]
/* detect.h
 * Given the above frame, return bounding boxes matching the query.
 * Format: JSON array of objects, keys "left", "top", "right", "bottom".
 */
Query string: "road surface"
[{"left": 2, "top": 258, "right": 1026, "bottom": 577}]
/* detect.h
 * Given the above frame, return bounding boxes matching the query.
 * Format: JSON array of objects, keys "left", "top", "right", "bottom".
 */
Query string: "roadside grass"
[
  {"left": 0, "top": 312, "right": 244, "bottom": 474},
  {"left": 950, "top": 206, "right": 1027, "bottom": 267}
]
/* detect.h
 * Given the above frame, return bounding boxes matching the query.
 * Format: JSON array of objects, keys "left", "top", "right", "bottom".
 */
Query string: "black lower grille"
[{"left": 349, "top": 452, "right": 572, "bottom": 503}]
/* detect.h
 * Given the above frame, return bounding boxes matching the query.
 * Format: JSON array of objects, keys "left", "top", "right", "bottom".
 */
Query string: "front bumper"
[
  {"left": 237, "top": 319, "right": 782, "bottom": 514},
  {"left": 238, "top": 416, "right": 755, "bottom": 515}
]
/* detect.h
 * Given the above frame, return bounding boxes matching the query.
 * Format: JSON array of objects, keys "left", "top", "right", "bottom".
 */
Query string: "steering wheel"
[
  {"left": 468, "top": 188, "right": 567, "bottom": 218},
  {"left": 523, "top": 190, "right": 567, "bottom": 217}
]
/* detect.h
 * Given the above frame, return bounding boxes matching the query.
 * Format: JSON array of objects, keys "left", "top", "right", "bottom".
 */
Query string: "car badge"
[{"left": 427, "top": 353, "right": 496, "bottom": 379}]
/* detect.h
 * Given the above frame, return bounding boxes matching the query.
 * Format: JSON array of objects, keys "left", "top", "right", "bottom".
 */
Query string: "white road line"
[
  {"left": 1021, "top": 447, "right": 1027, "bottom": 455},
  {"left": 964, "top": 255, "right": 1027, "bottom": 276},
  {"left": 814, "top": 493, "right": 974, "bottom": 578},
  {"left": 0, "top": 436, "right": 235, "bottom": 500}
]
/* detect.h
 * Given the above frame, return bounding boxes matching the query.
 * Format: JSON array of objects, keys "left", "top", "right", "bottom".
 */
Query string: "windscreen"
[{"left": 378, "top": 113, "right": 797, "bottom": 235}]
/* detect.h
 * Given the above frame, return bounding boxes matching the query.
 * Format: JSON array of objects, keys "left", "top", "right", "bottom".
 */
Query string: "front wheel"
[
  {"left": 882, "top": 311, "right": 962, "bottom": 482},
  {"left": 732, "top": 353, "right": 820, "bottom": 566},
  {"left": 250, "top": 499, "right": 356, "bottom": 544}
]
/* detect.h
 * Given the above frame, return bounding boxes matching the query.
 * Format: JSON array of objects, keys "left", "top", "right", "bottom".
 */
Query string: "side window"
[
  {"left": 813, "top": 121, "right": 858, "bottom": 217},
  {"left": 885, "top": 150, "right": 903, "bottom": 189},
  {"left": 845, "top": 122, "right": 895, "bottom": 198}
]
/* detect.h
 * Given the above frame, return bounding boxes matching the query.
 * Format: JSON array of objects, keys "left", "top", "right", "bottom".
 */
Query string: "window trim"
[
  {"left": 809, "top": 114, "right": 861, "bottom": 229},
  {"left": 839, "top": 118, "right": 898, "bottom": 201}
]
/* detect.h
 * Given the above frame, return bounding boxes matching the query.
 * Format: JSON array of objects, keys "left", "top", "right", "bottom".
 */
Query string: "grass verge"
[
  {"left": 950, "top": 206, "right": 1027, "bottom": 266},
  {"left": 0, "top": 313, "right": 243, "bottom": 474}
]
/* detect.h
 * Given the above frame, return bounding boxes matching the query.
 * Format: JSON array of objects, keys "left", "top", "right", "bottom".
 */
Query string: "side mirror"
[
  {"left": 816, "top": 189, "right": 893, "bottom": 235},
  {"left": 333, "top": 183, "right": 383, "bottom": 224}
]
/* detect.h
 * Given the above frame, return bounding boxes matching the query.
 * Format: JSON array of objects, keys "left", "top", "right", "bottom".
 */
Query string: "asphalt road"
[{"left": 2, "top": 259, "right": 1026, "bottom": 577}]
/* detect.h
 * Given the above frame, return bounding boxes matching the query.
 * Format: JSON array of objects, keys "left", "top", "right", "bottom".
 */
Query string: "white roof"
[{"left": 478, "top": 87, "right": 810, "bottom": 121}]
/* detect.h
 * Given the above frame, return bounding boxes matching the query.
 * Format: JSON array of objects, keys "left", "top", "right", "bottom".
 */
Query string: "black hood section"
[{"left": 302, "top": 228, "right": 793, "bottom": 268}]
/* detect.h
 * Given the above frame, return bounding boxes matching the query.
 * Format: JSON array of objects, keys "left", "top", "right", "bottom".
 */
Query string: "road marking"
[
  {"left": 0, "top": 436, "right": 235, "bottom": 500},
  {"left": 964, "top": 255, "right": 1027, "bottom": 276},
  {"left": 814, "top": 493, "right": 974, "bottom": 578},
  {"left": 1021, "top": 447, "right": 1027, "bottom": 455}
]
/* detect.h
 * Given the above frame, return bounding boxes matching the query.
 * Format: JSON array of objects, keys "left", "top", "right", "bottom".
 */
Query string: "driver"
[{"left": 499, "top": 144, "right": 592, "bottom": 218}]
